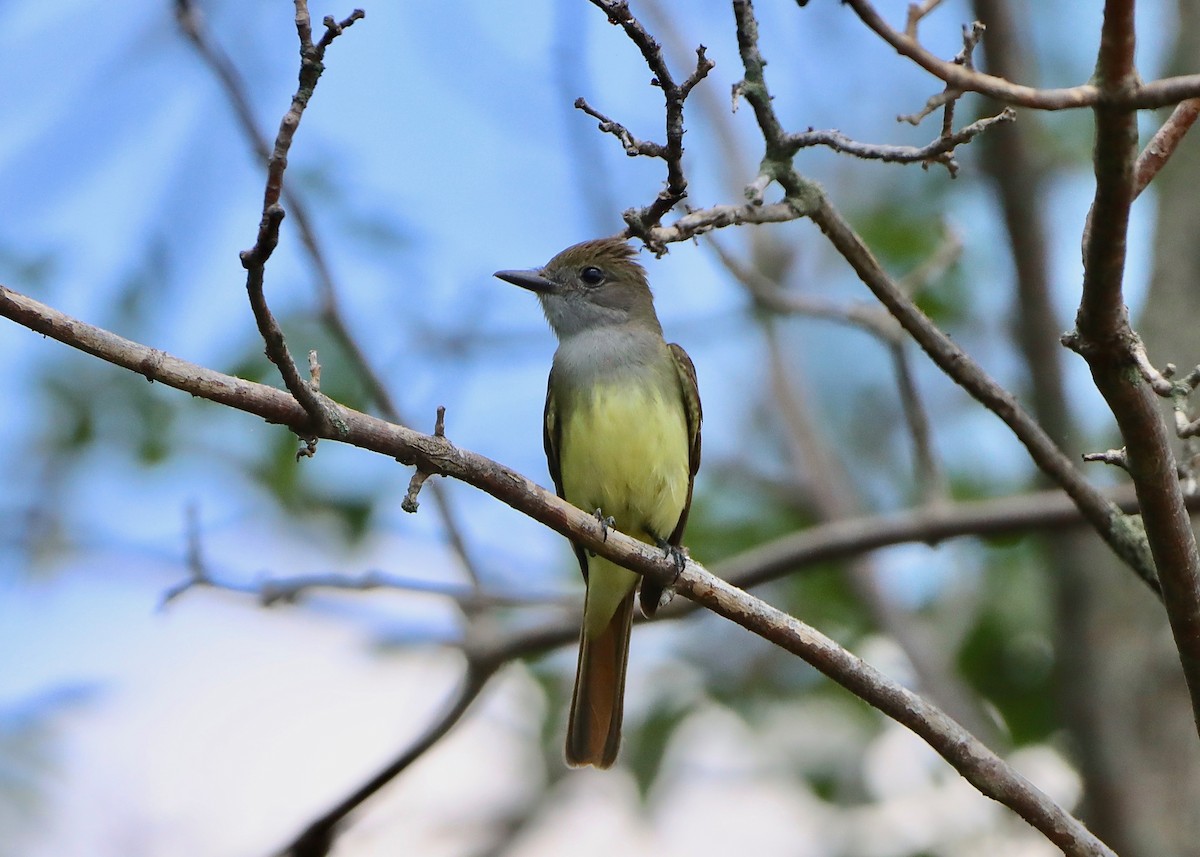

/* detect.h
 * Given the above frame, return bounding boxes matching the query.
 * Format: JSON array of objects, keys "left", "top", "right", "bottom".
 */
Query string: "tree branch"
[
  {"left": 583, "top": 0, "right": 715, "bottom": 241},
  {"left": 782, "top": 107, "right": 1015, "bottom": 177},
  {"left": 1065, "top": 0, "right": 1200, "bottom": 740},
  {"left": 839, "top": 0, "right": 1200, "bottom": 110},
  {"left": 0, "top": 282, "right": 1113, "bottom": 856},
  {"left": 235, "top": 0, "right": 363, "bottom": 443},
  {"left": 177, "top": 0, "right": 486, "bottom": 588},
  {"left": 277, "top": 662, "right": 495, "bottom": 857},
  {"left": 727, "top": 0, "right": 1160, "bottom": 596},
  {"left": 1134, "top": 97, "right": 1200, "bottom": 197}
]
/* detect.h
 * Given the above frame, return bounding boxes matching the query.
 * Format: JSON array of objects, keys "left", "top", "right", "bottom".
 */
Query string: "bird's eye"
[{"left": 580, "top": 266, "right": 605, "bottom": 287}]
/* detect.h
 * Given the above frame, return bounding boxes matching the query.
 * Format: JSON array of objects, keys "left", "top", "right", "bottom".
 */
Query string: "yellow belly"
[
  {"left": 559, "top": 382, "right": 690, "bottom": 543},
  {"left": 559, "top": 382, "right": 690, "bottom": 636}
]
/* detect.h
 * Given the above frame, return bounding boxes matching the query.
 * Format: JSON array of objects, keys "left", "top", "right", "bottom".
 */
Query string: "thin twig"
[
  {"left": 234, "top": 1, "right": 362, "bottom": 442},
  {"left": 160, "top": 503, "right": 212, "bottom": 607},
  {"left": 889, "top": 342, "right": 949, "bottom": 504},
  {"left": 727, "top": 0, "right": 1160, "bottom": 594},
  {"left": 176, "top": 0, "right": 486, "bottom": 588},
  {"left": 709, "top": 235, "right": 948, "bottom": 505},
  {"left": 1131, "top": 339, "right": 1178, "bottom": 396},
  {"left": 706, "top": 236, "right": 901, "bottom": 340},
  {"left": 905, "top": 0, "right": 946, "bottom": 39},
  {"left": 784, "top": 108, "right": 1015, "bottom": 177},
  {"left": 645, "top": 200, "right": 808, "bottom": 245},
  {"left": 1082, "top": 448, "right": 1130, "bottom": 471},
  {"left": 841, "top": 0, "right": 1200, "bottom": 110},
  {"left": 897, "top": 21, "right": 986, "bottom": 136},
  {"left": 583, "top": 0, "right": 715, "bottom": 244},
  {"left": 276, "top": 662, "right": 496, "bottom": 857},
  {"left": 575, "top": 97, "right": 665, "bottom": 158},
  {"left": 163, "top": 565, "right": 571, "bottom": 611},
  {"left": 1134, "top": 97, "right": 1200, "bottom": 197}
]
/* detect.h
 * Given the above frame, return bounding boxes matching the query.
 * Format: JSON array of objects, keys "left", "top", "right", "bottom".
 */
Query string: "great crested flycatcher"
[{"left": 495, "top": 237, "right": 702, "bottom": 768}]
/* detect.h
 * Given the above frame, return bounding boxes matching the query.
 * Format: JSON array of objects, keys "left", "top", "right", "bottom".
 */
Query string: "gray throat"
[{"left": 551, "top": 324, "right": 674, "bottom": 393}]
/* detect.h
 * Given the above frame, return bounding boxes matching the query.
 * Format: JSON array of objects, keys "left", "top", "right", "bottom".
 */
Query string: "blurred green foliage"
[{"left": 959, "top": 541, "right": 1057, "bottom": 745}]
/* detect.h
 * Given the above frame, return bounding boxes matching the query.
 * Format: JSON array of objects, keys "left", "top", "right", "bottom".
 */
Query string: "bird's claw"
[
  {"left": 593, "top": 509, "right": 616, "bottom": 541},
  {"left": 656, "top": 538, "right": 688, "bottom": 582}
]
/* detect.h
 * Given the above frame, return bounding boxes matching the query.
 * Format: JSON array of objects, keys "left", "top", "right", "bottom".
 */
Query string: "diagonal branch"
[
  {"left": 727, "top": 0, "right": 1160, "bottom": 595},
  {"left": 1, "top": 283, "right": 1114, "bottom": 856},
  {"left": 1133, "top": 97, "right": 1200, "bottom": 197},
  {"left": 276, "top": 662, "right": 496, "bottom": 857}
]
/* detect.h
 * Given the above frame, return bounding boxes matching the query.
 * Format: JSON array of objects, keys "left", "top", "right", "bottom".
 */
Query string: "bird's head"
[{"left": 495, "top": 237, "right": 661, "bottom": 339}]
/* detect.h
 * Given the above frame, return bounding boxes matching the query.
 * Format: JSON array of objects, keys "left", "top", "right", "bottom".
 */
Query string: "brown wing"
[
  {"left": 639, "top": 343, "right": 702, "bottom": 617},
  {"left": 544, "top": 368, "right": 590, "bottom": 582},
  {"left": 667, "top": 342, "right": 702, "bottom": 547}
]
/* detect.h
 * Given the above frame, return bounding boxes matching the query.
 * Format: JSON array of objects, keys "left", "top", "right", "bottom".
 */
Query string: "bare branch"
[
  {"left": 1134, "top": 97, "right": 1200, "bottom": 198},
  {"left": 680, "top": 562, "right": 1114, "bottom": 857},
  {"left": 276, "top": 663, "right": 494, "bottom": 857},
  {"left": 175, "top": 568, "right": 570, "bottom": 611},
  {"left": 0, "top": 282, "right": 1131, "bottom": 857},
  {"left": 889, "top": 342, "right": 949, "bottom": 504},
  {"left": 897, "top": 21, "right": 986, "bottom": 137},
  {"left": 1082, "top": 448, "right": 1130, "bottom": 471},
  {"left": 706, "top": 236, "right": 901, "bottom": 341},
  {"left": 905, "top": 0, "right": 946, "bottom": 39},
  {"left": 813, "top": 191, "right": 1156, "bottom": 594},
  {"left": 160, "top": 503, "right": 212, "bottom": 607},
  {"left": 729, "top": 0, "right": 1160, "bottom": 595},
  {"left": 841, "top": 0, "right": 1200, "bottom": 110},
  {"left": 1066, "top": 0, "right": 1200, "bottom": 737},
  {"left": 645, "top": 199, "right": 806, "bottom": 246},
  {"left": 574, "top": 97, "right": 665, "bottom": 158},
  {"left": 583, "top": 0, "right": 715, "bottom": 240},
  {"left": 401, "top": 407, "right": 448, "bottom": 513},
  {"left": 708, "top": 235, "right": 947, "bottom": 504},
  {"left": 177, "top": 0, "right": 486, "bottom": 589},
  {"left": 1132, "top": 339, "right": 1179, "bottom": 396},
  {"left": 783, "top": 107, "right": 1015, "bottom": 177},
  {"left": 234, "top": 0, "right": 363, "bottom": 442},
  {"left": 897, "top": 222, "right": 963, "bottom": 293}
]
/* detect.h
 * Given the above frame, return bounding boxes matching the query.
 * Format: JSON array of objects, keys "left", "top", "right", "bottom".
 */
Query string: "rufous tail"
[{"left": 565, "top": 589, "right": 635, "bottom": 768}]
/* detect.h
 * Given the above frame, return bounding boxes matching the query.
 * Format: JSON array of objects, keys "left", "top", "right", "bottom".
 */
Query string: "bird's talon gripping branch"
[
  {"left": 657, "top": 537, "right": 689, "bottom": 579},
  {"left": 593, "top": 508, "right": 616, "bottom": 541}
]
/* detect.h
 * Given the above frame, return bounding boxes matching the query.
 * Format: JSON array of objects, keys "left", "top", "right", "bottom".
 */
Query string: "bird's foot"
[
  {"left": 655, "top": 538, "right": 689, "bottom": 582},
  {"left": 639, "top": 539, "right": 688, "bottom": 616},
  {"left": 593, "top": 509, "right": 616, "bottom": 541}
]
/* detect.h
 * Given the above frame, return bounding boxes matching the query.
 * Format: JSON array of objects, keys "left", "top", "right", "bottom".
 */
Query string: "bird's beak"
[{"left": 494, "top": 268, "right": 556, "bottom": 294}]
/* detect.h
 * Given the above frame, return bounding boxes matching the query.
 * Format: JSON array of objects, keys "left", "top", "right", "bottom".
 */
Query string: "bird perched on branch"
[{"left": 495, "top": 237, "right": 702, "bottom": 768}]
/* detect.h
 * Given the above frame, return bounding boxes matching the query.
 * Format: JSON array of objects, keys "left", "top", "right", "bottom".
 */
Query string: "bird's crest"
[{"left": 545, "top": 237, "right": 646, "bottom": 283}]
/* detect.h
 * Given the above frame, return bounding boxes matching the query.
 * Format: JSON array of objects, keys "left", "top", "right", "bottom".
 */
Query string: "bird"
[{"left": 495, "top": 236, "right": 701, "bottom": 768}]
